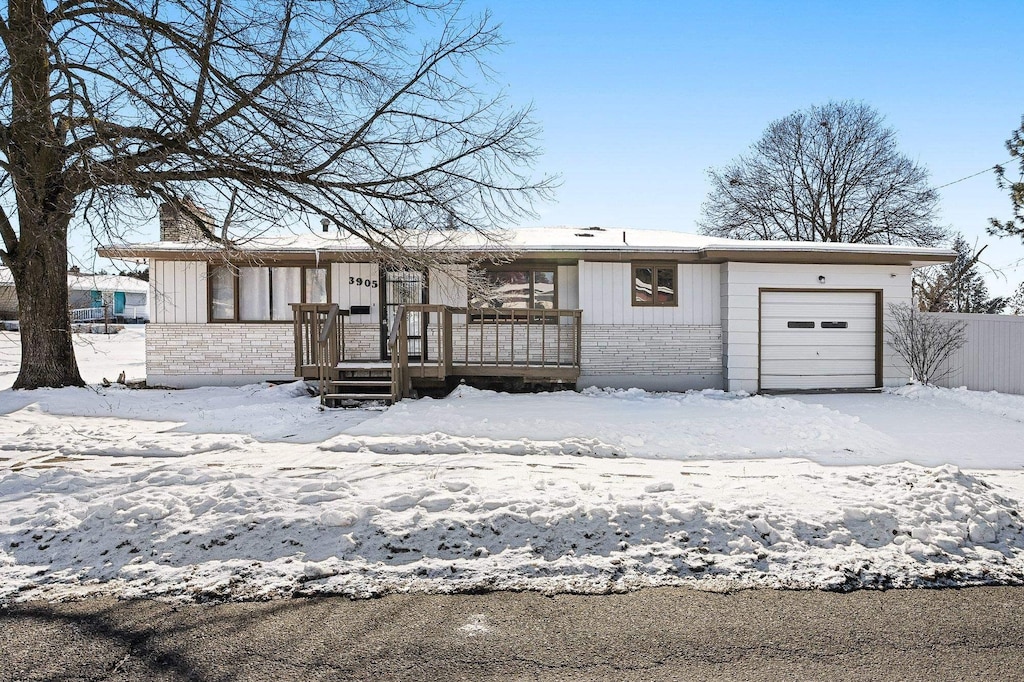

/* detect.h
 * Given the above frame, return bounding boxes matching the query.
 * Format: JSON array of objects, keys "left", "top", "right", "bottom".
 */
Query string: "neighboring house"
[
  {"left": 0, "top": 267, "right": 149, "bottom": 322},
  {"left": 99, "top": 213, "right": 954, "bottom": 401},
  {"left": 0, "top": 267, "right": 14, "bottom": 320}
]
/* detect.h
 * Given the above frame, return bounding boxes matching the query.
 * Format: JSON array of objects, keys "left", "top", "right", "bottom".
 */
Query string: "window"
[
  {"left": 210, "top": 266, "right": 236, "bottom": 320},
  {"left": 469, "top": 268, "right": 557, "bottom": 310},
  {"left": 632, "top": 263, "right": 677, "bottom": 307},
  {"left": 209, "top": 265, "right": 328, "bottom": 322}
]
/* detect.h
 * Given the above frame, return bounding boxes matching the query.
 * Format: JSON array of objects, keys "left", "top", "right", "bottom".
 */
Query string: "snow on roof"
[
  {"left": 0, "top": 267, "right": 148, "bottom": 293},
  {"left": 67, "top": 273, "right": 149, "bottom": 294},
  {"left": 98, "top": 225, "right": 955, "bottom": 262}
]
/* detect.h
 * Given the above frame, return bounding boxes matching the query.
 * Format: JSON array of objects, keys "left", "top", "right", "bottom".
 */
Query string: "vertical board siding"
[
  {"left": 332, "top": 263, "right": 379, "bottom": 324},
  {"left": 429, "top": 264, "right": 468, "bottom": 307},
  {"left": 151, "top": 260, "right": 207, "bottom": 323},
  {"left": 927, "top": 313, "right": 1024, "bottom": 394},
  {"left": 557, "top": 265, "right": 579, "bottom": 309},
  {"left": 578, "top": 262, "right": 720, "bottom": 325}
]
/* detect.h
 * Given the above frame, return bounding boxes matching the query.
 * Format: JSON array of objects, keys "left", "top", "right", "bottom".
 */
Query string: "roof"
[
  {"left": 97, "top": 226, "right": 956, "bottom": 267},
  {"left": 0, "top": 267, "right": 148, "bottom": 293}
]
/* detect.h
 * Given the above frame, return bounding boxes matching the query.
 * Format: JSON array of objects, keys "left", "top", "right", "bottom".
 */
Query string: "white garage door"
[{"left": 760, "top": 291, "right": 878, "bottom": 390}]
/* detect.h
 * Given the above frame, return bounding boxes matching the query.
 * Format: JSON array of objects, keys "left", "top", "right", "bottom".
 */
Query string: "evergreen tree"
[
  {"left": 1007, "top": 282, "right": 1024, "bottom": 315},
  {"left": 915, "top": 234, "right": 1006, "bottom": 313}
]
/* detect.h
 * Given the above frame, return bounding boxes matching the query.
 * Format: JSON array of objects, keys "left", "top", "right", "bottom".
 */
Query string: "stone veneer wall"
[
  {"left": 147, "top": 324, "right": 294, "bottom": 387},
  {"left": 147, "top": 323, "right": 385, "bottom": 387},
  {"left": 579, "top": 324, "right": 723, "bottom": 390},
  {"left": 147, "top": 322, "right": 723, "bottom": 389},
  {"left": 338, "top": 323, "right": 381, "bottom": 360}
]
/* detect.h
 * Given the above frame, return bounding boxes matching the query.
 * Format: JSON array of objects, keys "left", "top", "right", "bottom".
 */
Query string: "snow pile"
[
  {"left": 0, "top": 381, "right": 371, "bottom": 450},
  {"left": 4, "top": 326, "right": 1024, "bottom": 603},
  {"left": 891, "top": 384, "right": 1024, "bottom": 425},
  {"left": 2, "top": 457, "right": 1023, "bottom": 602},
  {"left": 322, "top": 386, "right": 898, "bottom": 464}
]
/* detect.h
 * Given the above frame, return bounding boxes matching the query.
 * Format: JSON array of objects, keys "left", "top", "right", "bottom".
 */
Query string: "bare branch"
[{"left": 700, "top": 101, "right": 944, "bottom": 247}]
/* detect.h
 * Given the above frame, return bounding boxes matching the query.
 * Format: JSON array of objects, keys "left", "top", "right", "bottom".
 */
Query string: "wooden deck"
[{"left": 293, "top": 303, "right": 582, "bottom": 405}]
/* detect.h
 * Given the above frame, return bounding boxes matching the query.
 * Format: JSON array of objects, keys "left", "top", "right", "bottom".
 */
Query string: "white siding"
[
  {"left": 150, "top": 260, "right": 207, "bottom": 323},
  {"left": 578, "top": 261, "right": 720, "bottom": 325},
  {"left": 721, "top": 262, "right": 913, "bottom": 393},
  {"left": 429, "top": 264, "right": 468, "bottom": 307},
  {"left": 558, "top": 264, "right": 579, "bottom": 309},
  {"left": 928, "top": 313, "right": 1024, "bottom": 394},
  {"left": 332, "top": 262, "right": 380, "bottom": 324}
]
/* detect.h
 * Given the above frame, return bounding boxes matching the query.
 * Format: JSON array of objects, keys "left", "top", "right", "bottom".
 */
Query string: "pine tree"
[
  {"left": 1007, "top": 283, "right": 1024, "bottom": 315},
  {"left": 915, "top": 234, "right": 1006, "bottom": 313}
]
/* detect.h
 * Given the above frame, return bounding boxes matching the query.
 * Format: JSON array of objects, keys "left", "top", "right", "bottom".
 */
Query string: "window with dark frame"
[
  {"left": 632, "top": 263, "right": 677, "bottom": 307},
  {"left": 209, "top": 264, "right": 328, "bottom": 322},
  {"left": 469, "top": 268, "right": 557, "bottom": 312}
]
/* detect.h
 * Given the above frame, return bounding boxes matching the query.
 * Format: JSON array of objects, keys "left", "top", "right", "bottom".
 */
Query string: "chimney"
[{"left": 159, "top": 197, "right": 215, "bottom": 241}]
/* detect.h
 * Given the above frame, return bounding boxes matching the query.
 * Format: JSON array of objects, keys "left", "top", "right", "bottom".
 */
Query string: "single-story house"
[
  {"left": 99, "top": 214, "right": 954, "bottom": 402},
  {"left": 0, "top": 267, "right": 149, "bottom": 322}
]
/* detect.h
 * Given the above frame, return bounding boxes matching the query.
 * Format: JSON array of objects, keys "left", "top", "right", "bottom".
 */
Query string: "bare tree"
[
  {"left": 885, "top": 303, "right": 967, "bottom": 385},
  {"left": 700, "top": 101, "right": 945, "bottom": 246},
  {"left": 0, "top": 0, "right": 553, "bottom": 388}
]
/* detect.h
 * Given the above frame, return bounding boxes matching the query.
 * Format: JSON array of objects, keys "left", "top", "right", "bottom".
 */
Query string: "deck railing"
[
  {"left": 298, "top": 302, "right": 583, "bottom": 404},
  {"left": 291, "top": 303, "right": 348, "bottom": 389},
  {"left": 390, "top": 304, "right": 582, "bottom": 384},
  {"left": 70, "top": 305, "right": 148, "bottom": 323}
]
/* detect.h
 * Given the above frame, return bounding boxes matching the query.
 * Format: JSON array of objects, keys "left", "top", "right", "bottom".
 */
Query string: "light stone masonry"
[
  {"left": 147, "top": 324, "right": 296, "bottom": 387},
  {"left": 581, "top": 324, "right": 722, "bottom": 375}
]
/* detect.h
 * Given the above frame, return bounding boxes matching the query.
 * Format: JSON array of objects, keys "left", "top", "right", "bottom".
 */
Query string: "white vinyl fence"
[{"left": 924, "top": 313, "right": 1024, "bottom": 394}]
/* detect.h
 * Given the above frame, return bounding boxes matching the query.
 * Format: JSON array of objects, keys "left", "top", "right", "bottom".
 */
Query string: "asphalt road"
[{"left": 2, "top": 586, "right": 1023, "bottom": 681}]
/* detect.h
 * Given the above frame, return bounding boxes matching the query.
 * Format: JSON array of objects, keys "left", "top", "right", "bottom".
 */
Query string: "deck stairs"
[{"left": 322, "top": 362, "right": 395, "bottom": 408}]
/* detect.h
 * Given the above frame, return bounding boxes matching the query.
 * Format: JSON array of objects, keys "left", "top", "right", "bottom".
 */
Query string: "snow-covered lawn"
[{"left": 2, "top": 327, "right": 1024, "bottom": 602}]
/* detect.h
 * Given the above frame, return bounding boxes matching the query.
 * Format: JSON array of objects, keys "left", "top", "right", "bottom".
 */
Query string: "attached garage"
[{"left": 759, "top": 290, "right": 880, "bottom": 390}]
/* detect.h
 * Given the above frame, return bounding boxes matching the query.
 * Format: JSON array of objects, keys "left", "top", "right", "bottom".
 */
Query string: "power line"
[{"left": 934, "top": 159, "right": 1015, "bottom": 191}]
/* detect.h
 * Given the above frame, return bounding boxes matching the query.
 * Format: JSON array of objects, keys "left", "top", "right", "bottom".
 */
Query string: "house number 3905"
[{"left": 349, "top": 276, "right": 379, "bottom": 288}]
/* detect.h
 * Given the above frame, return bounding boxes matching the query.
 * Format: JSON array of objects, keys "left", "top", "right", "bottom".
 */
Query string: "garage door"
[{"left": 760, "top": 291, "right": 878, "bottom": 390}]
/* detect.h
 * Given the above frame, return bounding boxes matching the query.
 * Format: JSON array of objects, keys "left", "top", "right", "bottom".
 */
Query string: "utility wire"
[{"left": 934, "top": 159, "right": 1015, "bottom": 191}]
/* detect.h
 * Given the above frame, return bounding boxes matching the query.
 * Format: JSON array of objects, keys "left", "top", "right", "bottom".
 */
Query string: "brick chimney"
[{"left": 159, "top": 198, "right": 215, "bottom": 241}]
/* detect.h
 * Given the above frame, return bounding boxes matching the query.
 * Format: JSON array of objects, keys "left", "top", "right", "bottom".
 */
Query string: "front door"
[{"left": 381, "top": 270, "right": 426, "bottom": 359}]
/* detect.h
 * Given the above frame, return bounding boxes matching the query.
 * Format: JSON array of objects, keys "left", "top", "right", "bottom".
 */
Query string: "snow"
[
  {"left": 2, "top": 328, "right": 1024, "bottom": 602},
  {"left": 100, "top": 225, "right": 954, "bottom": 260},
  {"left": 0, "top": 325, "right": 147, "bottom": 392}
]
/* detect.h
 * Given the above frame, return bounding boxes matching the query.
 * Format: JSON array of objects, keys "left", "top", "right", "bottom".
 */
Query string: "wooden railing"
[
  {"left": 390, "top": 305, "right": 582, "bottom": 386},
  {"left": 388, "top": 305, "right": 410, "bottom": 401},
  {"left": 291, "top": 303, "right": 348, "bottom": 393},
  {"left": 297, "top": 302, "right": 583, "bottom": 405}
]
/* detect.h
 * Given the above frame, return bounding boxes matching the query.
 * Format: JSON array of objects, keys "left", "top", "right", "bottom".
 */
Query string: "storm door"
[{"left": 381, "top": 270, "right": 427, "bottom": 359}]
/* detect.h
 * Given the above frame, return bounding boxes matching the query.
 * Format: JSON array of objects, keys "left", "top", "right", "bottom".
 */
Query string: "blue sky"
[
  {"left": 465, "top": 0, "right": 1024, "bottom": 294},
  {"left": 78, "top": 1, "right": 1023, "bottom": 295}
]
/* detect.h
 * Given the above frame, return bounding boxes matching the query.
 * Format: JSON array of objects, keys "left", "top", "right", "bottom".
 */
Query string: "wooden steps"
[{"left": 321, "top": 365, "right": 395, "bottom": 407}]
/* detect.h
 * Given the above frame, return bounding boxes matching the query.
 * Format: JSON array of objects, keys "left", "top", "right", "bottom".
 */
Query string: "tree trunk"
[
  {"left": 10, "top": 216, "right": 84, "bottom": 389},
  {"left": 7, "top": 0, "right": 84, "bottom": 389}
]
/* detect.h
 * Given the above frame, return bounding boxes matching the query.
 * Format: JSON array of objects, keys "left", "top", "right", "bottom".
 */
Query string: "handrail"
[
  {"left": 387, "top": 304, "right": 405, "bottom": 348},
  {"left": 291, "top": 302, "right": 349, "bottom": 405},
  {"left": 319, "top": 305, "right": 340, "bottom": 344},
  {"left": 388, "top": 305, "right": 408, "bottom": 402}
]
